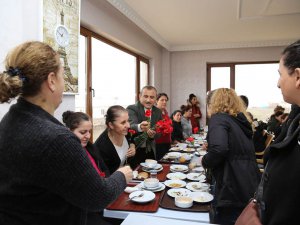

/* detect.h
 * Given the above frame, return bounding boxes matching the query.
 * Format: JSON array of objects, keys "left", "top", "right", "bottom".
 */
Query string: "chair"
[{"left": 255, "top": 132, "right": 274, "bottom": 167}]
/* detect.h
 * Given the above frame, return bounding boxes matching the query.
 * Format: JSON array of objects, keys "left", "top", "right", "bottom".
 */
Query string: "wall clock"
[{"left": 55, "top": 24, "right": 70, "bottom": 47}]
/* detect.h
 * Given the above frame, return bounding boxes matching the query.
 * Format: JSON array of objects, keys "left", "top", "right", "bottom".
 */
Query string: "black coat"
[
  {"left": 202, "top": 113, "right": 260, "bottom": 208},
  {"left": 261, "top": 113, "right": 300, "bottom": 225}
]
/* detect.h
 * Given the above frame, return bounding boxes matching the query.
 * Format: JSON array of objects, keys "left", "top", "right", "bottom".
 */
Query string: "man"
[{"left": 127, "top": 85, "right": 162, "bottom": 168}]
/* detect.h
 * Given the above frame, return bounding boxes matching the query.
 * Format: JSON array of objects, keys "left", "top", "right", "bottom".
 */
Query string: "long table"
[{"left": 104, "top": 154, "right": 211, "bottom": 223}]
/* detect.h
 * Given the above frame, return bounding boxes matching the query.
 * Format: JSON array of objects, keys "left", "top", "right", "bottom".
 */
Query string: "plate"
[
  {"left": 170, "top": 164, "right": 188, "bottom": 172},
  {"left": 166, "top": 152, "right": 182, "bottom": 159},
  {"left": 164, "top": 179, "right": 186, "bottom": 188},
  {"left": 166, "top": 172, "right": 187, "bottom": 180},
  {"left": 139, "top": 182, "right": 166, "bottom": 192},
  {"left": 190, "top": 192, "right": 214, "bottom": 203},
  {"left": 128, "top": 190, "right": 155, "bottom": 203},
  {"left": 192, "top": 167, "right": 204, "bottom": 173},
  {"left": 186, "top": 182, "right": 210, "bottom": 192},
  {"left": 169, "top": 146, "right": 182, "bottom": 151},
  {"left": 140, "top": 163, "right": 162, "bottom": 170},
  {"left": 167, "top": 188, "right": 191, "bottom": 198},
  {"left": 186, "top": 173, "right": 206, "bottom": 182},
  {"left": 198, "top": 150, "right": 207, "bottom": 156},
  {"left": 183, "top": 148, "right": 195, "bottom": 152}
]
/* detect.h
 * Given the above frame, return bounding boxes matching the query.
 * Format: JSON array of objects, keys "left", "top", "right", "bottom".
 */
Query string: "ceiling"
[{"left": 107, "top": 0, "right": 300, "bottom": 51}]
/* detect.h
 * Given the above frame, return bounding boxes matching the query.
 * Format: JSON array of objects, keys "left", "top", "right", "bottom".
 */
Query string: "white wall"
[
  {"left": 170, "top": 46, "right": 285, "bottom": 125},
  {"left": 0, "top": 0, "right": 75, "bottom": 121}
]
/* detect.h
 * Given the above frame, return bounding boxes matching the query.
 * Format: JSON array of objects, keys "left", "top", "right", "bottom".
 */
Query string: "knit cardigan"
[{"left": 0, "top": 98, "right": 126, "bottom": 225}]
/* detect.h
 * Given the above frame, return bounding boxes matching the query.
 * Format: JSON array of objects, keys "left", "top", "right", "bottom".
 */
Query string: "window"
[
  {"left": 80, "top": 27, "right": 149, "bottom": 140},
  {"left": 208, "top": 62, "right": 291, "bottom": 121}
]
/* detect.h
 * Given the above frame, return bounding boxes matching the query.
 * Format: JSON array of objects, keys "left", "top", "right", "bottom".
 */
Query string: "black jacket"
[
  {"left": 202, "top": 113, "right": 260, "bottom": 208},
  {"left": 261, "top": 113, "right": 300, "bottom": 225},
  {"left": 171, "top": 120, "right": 184, "bottom": 142}
]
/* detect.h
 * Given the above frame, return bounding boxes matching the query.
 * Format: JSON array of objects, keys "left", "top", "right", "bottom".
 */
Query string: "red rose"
[
  {"left": 145, "top": 109, "right": 152, "bottom": 118},
  {"left": 193, "top": 127, "right": 199, "bottom": 134},
  {"left": 186, "top": 137, "right": 194, "bottom": 142},
  {"left": 128, "top": 129, "right": 136, "bottom": 135}
]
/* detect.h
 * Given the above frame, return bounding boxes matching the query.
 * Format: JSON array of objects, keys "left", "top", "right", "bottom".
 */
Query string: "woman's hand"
[
  {"left": 117, "top": 165, "right": 133, "bottom": 183},
  {"left": 126, "top": 143, "right": 136, "bottom": 158}
]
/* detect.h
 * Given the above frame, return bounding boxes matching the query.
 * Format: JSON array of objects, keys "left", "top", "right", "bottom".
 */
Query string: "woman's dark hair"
[
  {"left": 157, "top": 93, "right": 169, "bottom": 101},
  {"left": 281, "top": 39, "right": 300, "bottom": 75},
  {"left": 180, "top": 104, "right": 192, "bottom": 113},
  {"left": 274, "top": 111, "right": 284, "bottom": 118},
  {"left": 105, "top": 105, "right": 127, "bottom": 126},
  {"left": 62, "top": 111, "right": 90, "bottom": 131},
  {"left": 239, "top": 95, "right": 249, "bottom": 108},
  {"left": 188, "top": 93, "right": 196, "bottom": 102}
]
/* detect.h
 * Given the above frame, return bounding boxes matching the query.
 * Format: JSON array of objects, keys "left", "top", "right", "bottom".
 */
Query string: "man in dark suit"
[{"left": 127, "top": 85, "right": 162, "bottom": 168}]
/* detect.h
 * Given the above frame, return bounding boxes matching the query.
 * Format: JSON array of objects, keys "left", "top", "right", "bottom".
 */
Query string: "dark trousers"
[
  {"left": 129, "top": 147, "right": 155, "bottom": 169},
  {"left": 210, "top": 206, "right": 243, "bottom": 225},
  {"left": 155, "top": 143, "right": 171, "bottom": 160}
]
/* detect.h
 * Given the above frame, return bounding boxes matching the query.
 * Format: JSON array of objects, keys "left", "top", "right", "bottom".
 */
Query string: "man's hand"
[{"left": 140, "top": 121, "right": 150, "bottom": 132}]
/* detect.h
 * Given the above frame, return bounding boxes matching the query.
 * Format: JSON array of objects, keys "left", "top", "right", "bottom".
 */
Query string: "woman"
[
  {"left": 0, "top": 41, "right": 132, "bottom": 225},
  {"left": 171, "top": 110, "right": 184, "bottom": 144},
  {"left": 267, "top": 110, "right": 284, "bottom": 138},
  {"left": 94, "top": 105, "right": 136, "bottom": 174},
  {"left": 180, "top": 104, "right": 193, "bottom": 138},
  {"left": 260, "top": 40, "right": 300, "bottom": 225},
  {"left": 200, "top": 88, "right": 260, "bottom": 225},
  {"left": 188, "top": 93, "right": 202, "bottom": 130},
  {"left": 62, "top": 111, "right": 109, "bottom": 177},
  {"left": 62, "top": 111, "right": 113, "bottom": 225},
  {"left": 155, "top": 93, "right": 172, "bottom": 160}
]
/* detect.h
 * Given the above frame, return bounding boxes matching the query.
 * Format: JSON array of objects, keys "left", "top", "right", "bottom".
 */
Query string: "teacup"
[
  {"left": 145, "top": 159, "right": 157, "bottom": 168},
  {"left": 144, "top": 178, "right": 159, "bottom": 189}
]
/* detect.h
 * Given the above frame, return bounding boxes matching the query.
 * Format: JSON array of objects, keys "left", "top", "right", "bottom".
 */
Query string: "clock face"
[{"left": 55, "top": 25, "right": 70, "bottom": 47}]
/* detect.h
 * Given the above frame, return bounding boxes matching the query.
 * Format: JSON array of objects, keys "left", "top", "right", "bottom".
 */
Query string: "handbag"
[{"left": 235, "top": 198, "right": 262, "bottom": 225}]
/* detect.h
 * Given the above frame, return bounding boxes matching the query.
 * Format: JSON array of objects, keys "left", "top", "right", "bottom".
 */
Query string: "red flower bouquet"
[{"left": 134, "top": 110, "right": 173, "bottom": 149}]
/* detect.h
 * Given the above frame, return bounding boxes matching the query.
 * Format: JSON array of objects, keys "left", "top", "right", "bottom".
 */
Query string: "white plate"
[
  {"left": 192, "top": 167, "right": 204, "bottom": 173},
  {"left": 166, "top": 152, "right": 182, "bottom": 159},
  {"left": 183, "top": 148, "right": 195, "bottom": 152},
  {"left": 139, "top": 182, "right": 166, "bottom": 192},
  {"left": 190, "top": 192, "right": 214, "bottom": 203},
  {"left": 170, "top": 164, "right": 188, "bottom": 172},
  {"left": 140, "top": 163, "right": 162, "bottom": 170},
  {"left": 129, "top": 190, "right": 155, "bottom": 203},
  {"left": 169, "top": 146, "right": 182, "bottom": 151},
  {"left": 166, "top": 172, "right": 187, "bottom": 180},
  {"left": 167, "top": 188, "right": 191, "bottom": 198},
  {"left": 186, "top": 173, "right": 206, "bottom": 182},
  {"left": 198, "top": 150, "right": 207, "bottom": 156},
  {"left": 164, "top": 179, "right": 186, "bottom": 188},
  {"left": 186, "top": 182, "right": 210, "bottom": 192},
  {"left": 142, "top": 167, "right": 163, "bottom": 173}
]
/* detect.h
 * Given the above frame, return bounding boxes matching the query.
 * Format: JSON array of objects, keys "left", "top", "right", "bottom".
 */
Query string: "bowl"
[
  {"left": 175, "top": 196, "right": 193, "bottom": 208},
  {"left": 145, "top": 159, "right": 157, "bottom": 168},
  {"left": 144, "top": 178, "right": 159, "bottom": 189}
]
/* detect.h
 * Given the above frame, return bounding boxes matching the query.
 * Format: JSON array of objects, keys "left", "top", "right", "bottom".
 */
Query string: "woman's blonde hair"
[
  {"left": 208, "top": 88, "right": 252, "bottom": 122},
  {"left": 0, "top": 41, "right": 60, "bottom": 103}
]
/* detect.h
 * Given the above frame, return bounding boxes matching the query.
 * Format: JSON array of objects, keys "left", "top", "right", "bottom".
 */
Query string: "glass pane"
[
  {"left": 75, "top": 35, "right": 87, "bottom": 113},
  {"left": 140, "top": 61, "right": 148, "bottom": 87},
  {"left": 91, "top": 38, "right": 136, "bottom": 141},
  {"left": 235, "top": 63, "right": 290, "bottom": 122},
  {"left": 211, "top": 67, "right": 230, "bottom": 90}
]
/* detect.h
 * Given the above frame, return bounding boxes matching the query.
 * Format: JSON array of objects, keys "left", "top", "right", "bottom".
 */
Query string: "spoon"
[{"left": 127, "top": 193, "right": 144, "bottom": 202}]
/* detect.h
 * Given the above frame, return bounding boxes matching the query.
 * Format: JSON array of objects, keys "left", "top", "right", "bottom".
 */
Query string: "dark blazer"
[
  {"left": 94, "top": 129, "right": 131, "bottom": 175},
  {"left": 262, "top": 113, "right": 300, "bottom": 225},
  {"left": 202, "top": 113, "right": 260, "bottom": 208},
  {"left": 126, "top": 102, "right": 162, "bottom": 155}
]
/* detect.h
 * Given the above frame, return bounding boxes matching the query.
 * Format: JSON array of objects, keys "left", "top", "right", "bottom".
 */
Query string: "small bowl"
[
  {"left": 144, "top": 178, "right": 159, "bottom": 189},
  {"left": 175, "top": 196, "right": 193, "bottom": 208},
  {"left": 145, "top": 159, "right": 157, "bottom": 168}
]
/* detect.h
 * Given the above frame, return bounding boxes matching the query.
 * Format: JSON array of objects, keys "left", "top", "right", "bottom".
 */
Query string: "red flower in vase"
[
  {"left": 186, "top": 137, "right": 195, "bottom": 145},
  {"left": 193, "top": 127, "right": 199, "bottom": 134}
]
